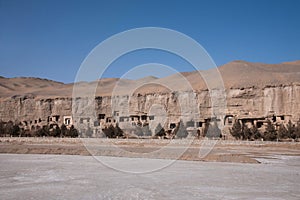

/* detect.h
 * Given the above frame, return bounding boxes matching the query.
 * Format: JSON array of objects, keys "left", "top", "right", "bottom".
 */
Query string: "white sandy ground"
[{"left": 0, "top": 154, "right": 299, "bottom": 200}]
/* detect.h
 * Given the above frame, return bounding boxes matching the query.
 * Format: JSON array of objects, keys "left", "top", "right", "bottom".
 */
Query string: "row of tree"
[
  {"left": 101, "top": 123, "right": 185, "bottom": 139},
  {"left": 0, "top": 121, "right": 78, "bottom": 138},
  {"left": 3, "top": 119, "right": 299, "bottom": 141},
  {"left": 102, "top": 123, "right": 165, "bottom": 138},
  {"left": 102, "top": 124, "right": 124, "bottom": 138},
  {"left": 152, "top": 120, "right": 222, "bottom": 139},
  {"left": 230, "top": 119, "right": 300, "bottom": 141}
]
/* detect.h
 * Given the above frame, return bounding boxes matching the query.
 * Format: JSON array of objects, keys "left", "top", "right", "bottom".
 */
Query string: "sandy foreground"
[
  {"left": 0, "top": 153, "right": 299, "bottom": 199},
  {"left": 0, "top": 138, "right": 300, "bottom": 199}
]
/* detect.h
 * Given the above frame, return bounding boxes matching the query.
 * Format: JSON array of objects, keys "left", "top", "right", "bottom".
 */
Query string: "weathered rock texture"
[{"left": 0, "top": 61, "right": 299, "bottom": 136}]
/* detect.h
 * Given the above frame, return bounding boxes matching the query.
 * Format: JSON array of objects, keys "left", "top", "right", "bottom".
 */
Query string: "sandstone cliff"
[{"left": 0, "top": 61, "right": 299, "bottom": 135}]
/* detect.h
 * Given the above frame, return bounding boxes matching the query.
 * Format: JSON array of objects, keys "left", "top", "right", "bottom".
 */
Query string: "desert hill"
[{"left": 1, "top": 60, "right": 300, "bottom": 99}]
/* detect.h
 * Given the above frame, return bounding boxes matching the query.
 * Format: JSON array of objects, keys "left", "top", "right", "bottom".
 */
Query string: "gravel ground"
[{"left": 0, "top": 154, "right": 299, "bottom": 200}]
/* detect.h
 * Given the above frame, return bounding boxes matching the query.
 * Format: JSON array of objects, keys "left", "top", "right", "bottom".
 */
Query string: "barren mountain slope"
[{"left": 1, "top": 60, "right": 299, "bottom": 98}]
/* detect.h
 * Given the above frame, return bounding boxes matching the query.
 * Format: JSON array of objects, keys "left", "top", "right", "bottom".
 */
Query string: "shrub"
[
  {"left": 278, "top": 124, "right": 288, "bottom": 139},
  {"left": 60, "top": 124, "right": 68, "bottom": 137},
  {"left": 263, "top": 120, "right": 277, "bottom": 141},
  {"left": 11, "top": 124, "right": 20, "bottom": 137},
  {"left": 36, "top": 125, "right": 50, "bottom": 137},
  {"left": 230, "top": 121, "right": 264, "bottom": 140},
  {"left": 155, "top": 123, "right": 166, "bottom": 138},
  {"left": 114, "top": 124, "right": 124, "bottom": 138},
  {"left": 49, "top": 125, "right": 61, "bottom": 137},
  {"left": 102, "top": 124, "right": 123, "bottom": 138},
  {"left": 242, "top": 125, "right": 252, "bottom": 140},
  {"left": 69, "top": 125, "right": 79, "bottom": 138},
  {"left": 295, "top": 119, "right": 300, "bottom": 139},
  {"left": 230, "top": 120, "right": 242, "bottom": 139},
  {"left": 175, "top": 120, "right": 188, "bottom": 138},
  {"left": 206, "top": 120, "right": 222, "bottom": 138},
  {"left": 286, "top": 120, "right": 297, "bottom": 139},
  {"left": 251, "top": 124, "right": 261, "bottom": 140},
  {"left": 0, "top": 121, "right": 5, "bottom": 136}
]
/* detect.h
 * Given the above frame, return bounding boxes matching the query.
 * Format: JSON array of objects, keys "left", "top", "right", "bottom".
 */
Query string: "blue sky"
[{"left": 0, "top": 0, "right": 299, "bottom": 83}]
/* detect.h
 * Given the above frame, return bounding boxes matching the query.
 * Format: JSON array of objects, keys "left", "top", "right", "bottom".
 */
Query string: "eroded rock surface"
[{"left": 0, "top": 61, "right": 299, "bottom": 136}]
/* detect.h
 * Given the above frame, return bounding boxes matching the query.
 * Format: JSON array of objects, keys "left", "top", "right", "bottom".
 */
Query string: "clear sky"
[{"left": 0, "top": 0, "right": 299, "bottom": 83}]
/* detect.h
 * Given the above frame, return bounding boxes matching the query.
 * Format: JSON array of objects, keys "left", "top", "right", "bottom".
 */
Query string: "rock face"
[{"left": 0, "top": 61, "right": 299, "bottom": 137}]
